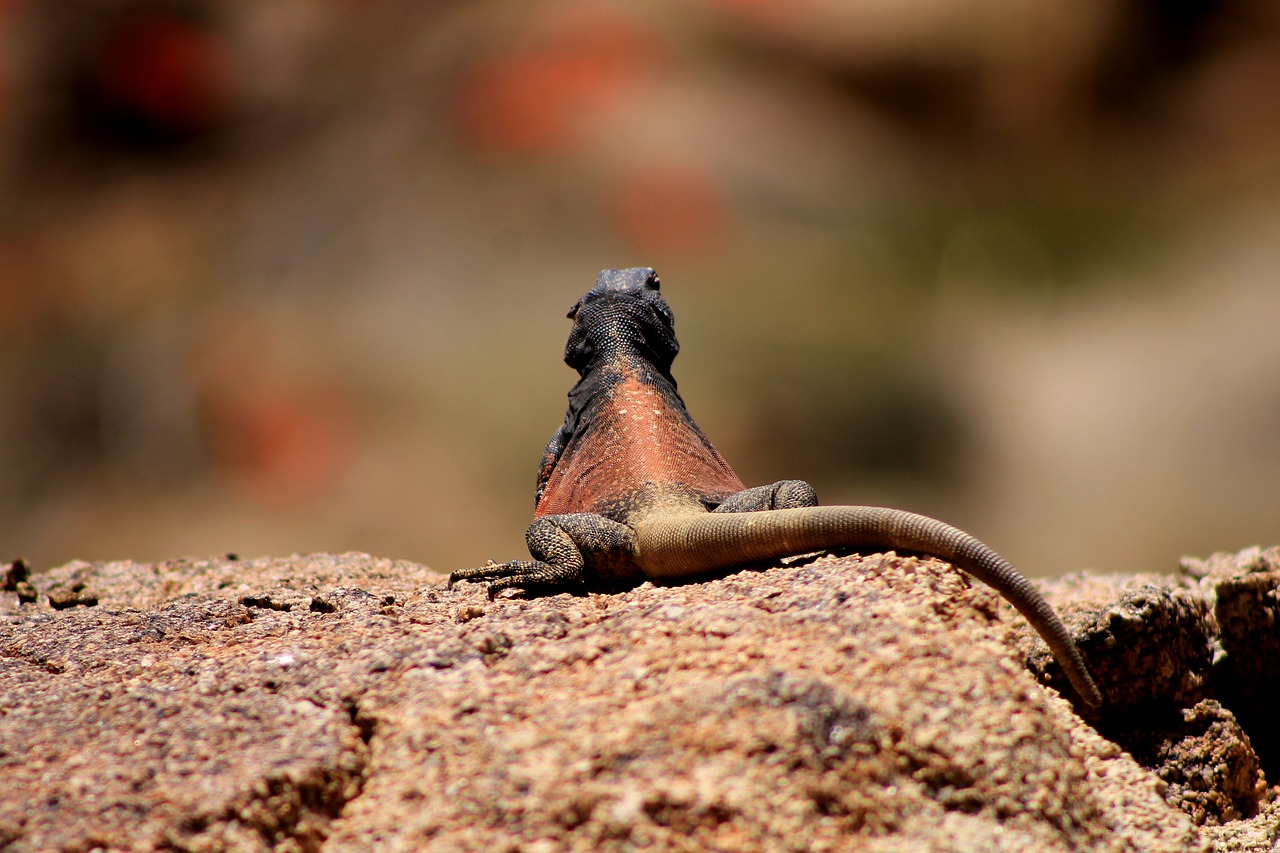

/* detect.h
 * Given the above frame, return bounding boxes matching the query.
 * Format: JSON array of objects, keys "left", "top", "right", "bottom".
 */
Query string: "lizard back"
[{"left": 533, "top": 269, "right": 745, "bottom": 520}]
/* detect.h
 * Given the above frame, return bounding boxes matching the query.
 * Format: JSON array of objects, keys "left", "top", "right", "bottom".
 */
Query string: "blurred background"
[{"left": 0, "top": 0, "right": 1277, "bottom": 578}]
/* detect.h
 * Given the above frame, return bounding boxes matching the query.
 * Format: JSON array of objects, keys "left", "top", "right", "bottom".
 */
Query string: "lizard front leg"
[
  {"left": 714, "top": 480, "right": 818, "bottom": 512},
  {"left": 449, "top": 514, "right": 638, "bottom": 598}
]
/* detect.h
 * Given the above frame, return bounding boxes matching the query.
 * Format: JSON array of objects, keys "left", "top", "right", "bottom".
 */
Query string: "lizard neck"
[{"left": 535, "top": 353, "right": 745, "bottom": 520}]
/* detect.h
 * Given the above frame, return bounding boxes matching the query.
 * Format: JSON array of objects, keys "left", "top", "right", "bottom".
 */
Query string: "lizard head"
[{"left": 564, "top": 268, "right": 679, "bottom": 376}]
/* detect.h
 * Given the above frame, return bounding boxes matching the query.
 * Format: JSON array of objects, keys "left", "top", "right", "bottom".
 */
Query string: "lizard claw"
[
  {"left": 448, "top": 559, "right": 583, "bottom": 598},
  {"left": 448, "top": 560, "right": 503, "bottom": 590},
  {"left": 448, "top": 559, "right": 540, "bottom": 592}
]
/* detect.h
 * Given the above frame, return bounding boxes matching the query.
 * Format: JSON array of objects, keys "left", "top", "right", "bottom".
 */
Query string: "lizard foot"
[{"left": 449, "top": 559, "right": 584, "bottom": 599}]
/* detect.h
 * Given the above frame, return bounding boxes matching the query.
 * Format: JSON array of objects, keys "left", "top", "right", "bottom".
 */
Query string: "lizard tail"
[{"left": 633, "top": 506, "right": 1103, "bottom": 707}]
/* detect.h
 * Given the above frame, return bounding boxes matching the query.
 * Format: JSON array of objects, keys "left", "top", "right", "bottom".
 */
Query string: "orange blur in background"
[{"left": 1, "top": 0, "right": 1278, "bottom": 577}]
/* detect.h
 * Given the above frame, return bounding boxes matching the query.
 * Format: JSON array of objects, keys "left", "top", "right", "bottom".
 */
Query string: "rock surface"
[{"left": 1, "top": 547, "right": 1277, "bottom": 851}]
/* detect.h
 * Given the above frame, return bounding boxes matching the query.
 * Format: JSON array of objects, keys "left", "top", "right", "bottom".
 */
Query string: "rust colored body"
[{"left": 534, "top": 368, "right": 744, "bottom": 518}]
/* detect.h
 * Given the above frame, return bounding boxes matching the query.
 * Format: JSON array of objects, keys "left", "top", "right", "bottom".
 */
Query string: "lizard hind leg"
[
  {"left": 713, "top": 480, "right": 818, "bottom": 513},
  {"left": 450, "top": 517, "right": 588, "bottom": 598},
  {"left": 449, "top": 514, "right": 637, "bottom": 598}
]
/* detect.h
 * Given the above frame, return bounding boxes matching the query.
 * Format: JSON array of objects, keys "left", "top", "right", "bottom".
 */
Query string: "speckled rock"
[
  {"left": 1031, "top": 547, "right": 1280, "bottom": 848},
  {"left": 0, "top": 548, "right": 1247, "bottom": 851},
  {"left": 1183, "top": 546, "right": 1280, "bottom": 794},
  {"left": 1015, "top": 572, "right": 1215, "bottom": 711},
  {"left": 1119, "top": 699, "right": 1264, "bottom": 825}
]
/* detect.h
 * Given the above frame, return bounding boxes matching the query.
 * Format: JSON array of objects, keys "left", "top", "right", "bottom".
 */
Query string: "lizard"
[{"left": 449, "top": 267, "right": 1104, "bottom": 707}]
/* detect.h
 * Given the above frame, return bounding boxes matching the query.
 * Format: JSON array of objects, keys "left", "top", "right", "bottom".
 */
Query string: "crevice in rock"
[
  {"left": 164, "top": 701, "right": 378, "bottom": 852},
  {"left": 1057, "top": 548, "right": 1280, "bottom": 828},
  {"left": 1208, "top": 568, "right": 1280, "bottom": 784},
  {"left": 1100, "top": 700, "right": 1265, "bottom": 826},
  {"left": 346, "top": 695, "right": 378, "bottom": 746},
  {"left": 1217, "top": 689, "right": 1279, "bottom": 787}
]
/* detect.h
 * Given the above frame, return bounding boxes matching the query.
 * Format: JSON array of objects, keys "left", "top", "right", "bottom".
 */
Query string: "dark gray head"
[
  {"left": 564, "top": 267, "right": 679, "bottom": 376},
  {"left": 584, "top": 267, "right": 661, "bottom": 298}
]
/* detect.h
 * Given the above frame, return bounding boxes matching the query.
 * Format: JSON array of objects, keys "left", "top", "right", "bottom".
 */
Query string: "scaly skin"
[{"left": 451, "top": 268, "right": 1103, "bottom": 707}]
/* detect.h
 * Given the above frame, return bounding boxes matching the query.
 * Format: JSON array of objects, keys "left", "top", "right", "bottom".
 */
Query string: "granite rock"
[{"left": 0, "top": 547, "right": 1271, "bottom": 851}]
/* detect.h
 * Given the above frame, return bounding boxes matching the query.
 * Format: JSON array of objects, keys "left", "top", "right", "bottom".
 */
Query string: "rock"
[
  {"left": 1213, "top": 799, "right": 1280, "bottom": 853},
  {"left": 1183, "top": 546, "right": 1280, "bottom": 789},
  {"left": 1116, "top": 699, "right": 1264, "bottom": 825},
  {"left": 0, "top": 547, "right": 1265, "bottom": 851},
  {"left": 1030, "top": 551, "right": 1280, "bottom": 847},
  {"left": 1, "top": 559, "right": 36, "bottom": 605},
  {"left": 1012, "top": 572, "right": 1215, "bottom": 711},
  {"left": 1, "top": 558, "right": 30, "bottom": 590}
]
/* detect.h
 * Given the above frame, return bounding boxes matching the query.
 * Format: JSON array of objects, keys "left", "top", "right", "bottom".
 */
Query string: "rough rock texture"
[
  {"left": 1122, "top": 699, "right": 1264, "bottom": 826},
  {"left": 1024, "top": 546, "right": 1280, "bottom": 850},
  {"left": 0, "top": 547, "right": 1276, "bottom": 851},
  {"left": 1187, "top": 549, "right": 1280, "bottom": 782}
]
